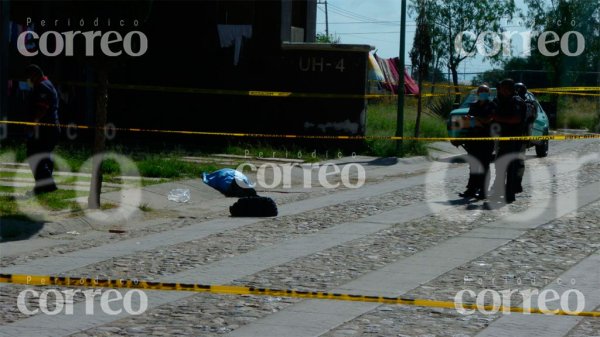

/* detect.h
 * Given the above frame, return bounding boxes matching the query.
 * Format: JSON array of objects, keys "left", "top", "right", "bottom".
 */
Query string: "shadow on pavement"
[
  {"left": 0, "top": 217, "right": 45, "bottom": 242},
  {"left": 334, "top": 157, "right": 399, "bottom": 167},
  {"left": 431, "top": 198, "right": 473, "bottom": 206},
  {"left": 435, "top": 154, "right": 471, "bottom": 164},
  {"left": 437, "top": 153, "right": 542, "bottom": 164}
]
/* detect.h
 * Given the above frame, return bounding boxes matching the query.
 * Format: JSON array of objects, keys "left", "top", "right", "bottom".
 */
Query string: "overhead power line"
[
  {"left": 327, "top": 3, "right": 381, "bottom": 22},
  {"left": 318, "top": 21, "right": 417, "bottom": 26},
  {"left": 336, "top": 31, "right": 414, "bottom": 35}
]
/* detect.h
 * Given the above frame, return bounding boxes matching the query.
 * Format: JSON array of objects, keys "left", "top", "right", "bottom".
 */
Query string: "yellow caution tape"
[
  {"left": 249, "top": 91, "right": 292, "bottom": 97},
  {"left": 1, "top": 273, "right": 599, "bottom": 317},
  {"left": 2, "top": 120, "right": 599, "bottom": 142},
  {"left": 423, "top": 83, "right": 478, "bottom": 90},
  {"left": 47, "top": 80, "right": 600, "bottom": 98},
  {"left": 529, "top": 90, "right": 600, "bottom": 97},
  {"left": 533, "top": 87, "right": 600, "bottom": 92}
]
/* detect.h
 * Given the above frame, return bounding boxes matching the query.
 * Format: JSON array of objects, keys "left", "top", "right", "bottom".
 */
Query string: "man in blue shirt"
[{"left": 24, "top": 64, "right": 60, "bottom": 195}]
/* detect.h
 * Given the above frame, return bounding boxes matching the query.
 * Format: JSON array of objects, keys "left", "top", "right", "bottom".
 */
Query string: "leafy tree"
[
  {"left": 410, "top": 0, "right": 432, "bottom": 137},
  {"left": 472, "top": 56, "right": 547, "bottom": 88},
  {"left": 316, "top": 33, "right": 341, "bottom": 44},
  {"left": 409, "top": 0, "right": 516, "bottom": 102},
  {"left": 522, "top": 0, "right": 600, "bottom": 89}
]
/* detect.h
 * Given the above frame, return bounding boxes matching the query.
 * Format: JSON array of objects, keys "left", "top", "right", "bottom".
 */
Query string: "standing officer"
[
  {"left": 459, "top": 85, "right": 496, "bottom": 199},
  {"left": 486, "top": 79, "right": 527, "bottom": 208},
  {"left": 24, "top": 64, "right": 60, "bottom": 195}
]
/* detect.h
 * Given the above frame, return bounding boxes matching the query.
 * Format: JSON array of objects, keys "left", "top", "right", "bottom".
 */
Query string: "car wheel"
[{"left": 535, "top": 132, "right": 549, "bottom": 158}]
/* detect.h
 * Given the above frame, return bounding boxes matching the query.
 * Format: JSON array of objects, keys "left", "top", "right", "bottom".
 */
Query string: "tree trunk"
[
  {"left": 430, "top": 56, "right": 438, "bottom": 95},
  {"left": 88, "top": 64, "right": 108, "bottom": 209},
  {"left": 451, "top": 66, "right": 460, "bottom": 104},
  {"left": 415, "top": 75, "right": 423, "bottom": 138}
]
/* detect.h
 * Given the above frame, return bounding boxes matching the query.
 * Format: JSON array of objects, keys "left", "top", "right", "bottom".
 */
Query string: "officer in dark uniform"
[
  {"left": 486, "top": 79, "right": 528, "bottom": 207},
  {"left": 24, "top": 64, "right": 60, "bottom": 195},
  {"left": 459, "top": 85, "right": 496, "bottom": 199},
  {"left": 514, "top": 82, "right": 537, "bottom": 192}
]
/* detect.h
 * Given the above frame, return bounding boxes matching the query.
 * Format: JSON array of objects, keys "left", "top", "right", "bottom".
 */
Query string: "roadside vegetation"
[
  {"left": 1, "top": 88, "right": 595, "bottom": 219},
  {"left": 0, "top": 142, "right": 224, "bottom": 218},
  {"left": 555, "top": 97, "right": 599, "bottom": 132},
  {"left": 365, "top": 97, "right": 449, "bottom": 157}
]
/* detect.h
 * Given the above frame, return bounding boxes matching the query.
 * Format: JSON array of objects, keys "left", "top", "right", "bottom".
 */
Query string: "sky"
[{"left": 316, "top": 0, "right": 539, "bottom": 82}]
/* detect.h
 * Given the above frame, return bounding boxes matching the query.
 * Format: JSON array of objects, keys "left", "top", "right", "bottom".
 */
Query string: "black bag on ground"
[{"left": 230, "top": 196, "right": 278, "bottom": 217}]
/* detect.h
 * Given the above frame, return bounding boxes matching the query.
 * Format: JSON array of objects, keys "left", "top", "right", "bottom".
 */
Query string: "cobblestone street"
[{"left": 1, "top": 139, "right": 600, "bottom": 337}]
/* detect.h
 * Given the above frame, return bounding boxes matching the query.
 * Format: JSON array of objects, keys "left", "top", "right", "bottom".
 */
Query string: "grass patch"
[
  {"left": 135, "top": 157, "right": 217, "bottom": 179},
  {"left": 0, "top": 142, "right": 221, "bottom": 180},
  {"left": 100, "top": 203, "right": 118, "bottom": 211},
  {"left": 138, "top": 203, "right": 153, "bottom": 212},
  {"left": 365, "top": 99, "right": 449, "bottom": 157},
  {"left": 34, "top": 189, "right": 83, "bottom": 211},
  {"left": 0, "top": 196, "right": 19, "bottom": 216},
  {"left": 0, "top": 189, "right": 86, "bottom": 217},
  {"left": 556, "top": 97, "right": 599, "bottom": 131}
]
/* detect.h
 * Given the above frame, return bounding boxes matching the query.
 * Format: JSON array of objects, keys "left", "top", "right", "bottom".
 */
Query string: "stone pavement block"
[
  {"left": 476, "top": 251, "right": 600, "bottom": 337},
  {"left": 470, "top": 226, "right": 528, "bottom": 239},
  {"left": 166, "top": 204, "right": 452, "bottom": 286},
  {"left": 0, "top": 217, "right": 258, "bottom": 277},
  {"left": 0, "top": 290, "right": 189, "bottom": 337},
  {"left": 359, "top": 203, "right": 432, "bottom": 225},
  {"left": 475, "top": 316, "right": 582, "bottom": 337},
  {"left": 227, "top": 322, "right": 328, "bottom": 337},
  {"left": 275, "top": 167, "right": 463, "bottom": 218},
  {"left": 0, "top": 238, "right": 70, "bottom": 257},
  {"left": 0, "top": 180, "right": 461, "bottom": 335},
  {"left": 229, "top": 182, "right": 600, "bottom": 337},
  {"left": 227, "top": 301, "right": 379, "bottom": 337},
  {"left": 387, "top": 237, "right": 509, "bottom": 267}
]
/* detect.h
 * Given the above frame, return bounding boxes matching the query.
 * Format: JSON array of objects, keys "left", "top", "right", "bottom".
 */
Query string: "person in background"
[
  {"left": 459, "top": 85, "right": 496, "bottom": 199},
  {"left": 24, "top": 64, "right": 60, "bottom": 195}
]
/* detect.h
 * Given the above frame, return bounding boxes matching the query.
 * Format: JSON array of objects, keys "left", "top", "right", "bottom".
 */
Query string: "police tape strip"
[
  {"left": 2, "top": 120, "right": 600, "bottom": 142},
  {"left": 1, "top": 273, "right": 599, "bottom": 317},
  {"left": 50, "top": 80, "right": 600, "bottom": 98},
  {"left": 106, "top": 83, "right": 600, "bottom": 98},
  {"left": 423, "top": 83, "right": 600, "bottom": 92},
  {"left": 530, "top": 89, "right": 600, "bottom": 97},
  {"left": 423, "top": 83, "right": 477, "bottom": 90},
  {"left": 533, "top": 87, "right": 600, "bottom": 92}
]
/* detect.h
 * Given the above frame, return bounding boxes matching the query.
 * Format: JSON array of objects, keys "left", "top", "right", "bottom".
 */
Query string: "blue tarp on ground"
[{"left": 202, "top": 168, "right": 255, "bottom": 194}]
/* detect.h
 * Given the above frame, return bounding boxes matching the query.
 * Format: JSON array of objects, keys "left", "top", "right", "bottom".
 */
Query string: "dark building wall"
[
  {"left": 4, "top": 0, "right": 369, "bottom": 140},
  {"left": 291, "top": 0, "right": 317, "bottom": 42}
]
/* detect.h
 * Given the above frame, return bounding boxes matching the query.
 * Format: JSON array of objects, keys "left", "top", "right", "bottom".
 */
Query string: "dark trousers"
[
  {"left": 493, "top": 141, "right": 526, "bottom": 201},
  {"left": 26, "top": 129, "right": 59, "bottom": 193},
  {"left": 464, "top": 141, "right": 494, "bottom": 196}
]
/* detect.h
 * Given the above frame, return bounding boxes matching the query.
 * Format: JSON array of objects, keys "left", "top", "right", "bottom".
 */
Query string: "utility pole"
[
  {"left": 324, "top": 0, "right": 329, "bottom": 38},
  {"left": 396, "top": 0, "right": 406, "bottom": 155},
  {"left": 0, "top": 0, "right": 9, "bottom": 142}
]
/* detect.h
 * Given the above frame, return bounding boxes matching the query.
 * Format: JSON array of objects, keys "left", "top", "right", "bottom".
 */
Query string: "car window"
[
  {"left": 458, "top": 89, "right": 498, "bottom": 109},
  {"left": 459, "top": 93, "right": 478, "bottom": 109},
  {"left": 525, "top": 92, "right": 544, "bottom": 115}
]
